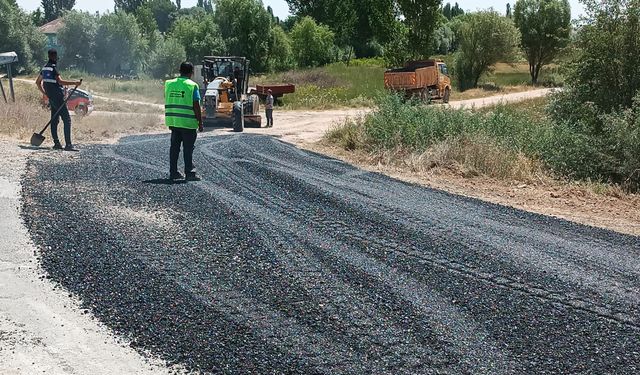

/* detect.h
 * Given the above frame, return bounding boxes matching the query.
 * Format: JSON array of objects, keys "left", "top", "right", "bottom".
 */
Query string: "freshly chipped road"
[{"left": 21, "top": 133, "right": 640, "bottom": 374}]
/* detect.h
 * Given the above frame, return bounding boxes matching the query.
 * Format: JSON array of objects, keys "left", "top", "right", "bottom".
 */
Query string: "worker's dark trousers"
[
  {"left": 266, "top": 109, "right": 273, "bottom": 127},
  {"left": 169, "top": 127, "right": 197, "bottom": 175},
  {"left": 49, "top": 97, "right": 72, "bottom": 146}
]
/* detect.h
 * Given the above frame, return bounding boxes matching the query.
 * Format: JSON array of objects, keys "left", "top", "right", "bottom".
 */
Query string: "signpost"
[
  {"left": 0, "top": 74, "right": 6, "bottom": 103},
  {"left": 0, "top": 52, "right": 19, "bottom": 103}
]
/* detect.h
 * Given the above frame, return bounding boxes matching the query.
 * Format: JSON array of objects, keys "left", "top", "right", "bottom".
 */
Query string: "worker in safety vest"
[
  {"left": 165, "top": 62, "right": 204, "bottom": 181},
  {"left": 35, "top": 49, "right": 82, "bottom": 151}
]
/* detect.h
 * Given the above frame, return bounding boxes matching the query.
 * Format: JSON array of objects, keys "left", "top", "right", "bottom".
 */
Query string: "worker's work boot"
[
  {"left": 64, "top": 144, "right": 79, "bottom": 152},
  {"left": 185, "top": 172, "right": 201, "bottom": 182},
  {"left": 52, "top": 141, "right": 63, "bottom": 150},
  {"left": 170, "top": 172, "right": 184, "bottom": 181}
]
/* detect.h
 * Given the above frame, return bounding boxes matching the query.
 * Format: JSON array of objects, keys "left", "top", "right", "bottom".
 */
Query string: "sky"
[{"left": 16, "top": 0, "right": 586, "bottom": 20}]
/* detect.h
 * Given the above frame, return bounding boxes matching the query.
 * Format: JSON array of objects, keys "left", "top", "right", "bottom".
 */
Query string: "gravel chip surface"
[{"left": 21, "top": 133, "right": 640, "bottom": 374}]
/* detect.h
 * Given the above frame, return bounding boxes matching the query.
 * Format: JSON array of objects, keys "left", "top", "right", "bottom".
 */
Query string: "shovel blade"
[{"left": 30, "top": 133, "right": 45, "bottom": 147}]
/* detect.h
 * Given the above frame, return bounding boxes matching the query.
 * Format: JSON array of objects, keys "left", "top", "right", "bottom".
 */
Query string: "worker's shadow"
[{"left": 142, "top": 178, "right": 187, "bottom": 185}]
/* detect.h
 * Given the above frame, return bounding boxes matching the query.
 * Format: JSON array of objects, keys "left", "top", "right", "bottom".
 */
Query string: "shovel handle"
[{"left": 39, "top": 79, "right": 83, "bottom": 135}]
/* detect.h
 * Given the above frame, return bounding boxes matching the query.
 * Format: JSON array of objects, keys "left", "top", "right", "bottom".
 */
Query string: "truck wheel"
[
  {"left": 419, "top": 89, "right": 428, "bottom": 103},
  {"left": 443, "top": 88, "right": 451, "bottom": 104}
]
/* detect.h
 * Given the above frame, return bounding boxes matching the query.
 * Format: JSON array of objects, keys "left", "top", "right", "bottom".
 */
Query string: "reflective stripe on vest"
[{"left": 164, "top": 77, "right": 199, "bottom": 129}]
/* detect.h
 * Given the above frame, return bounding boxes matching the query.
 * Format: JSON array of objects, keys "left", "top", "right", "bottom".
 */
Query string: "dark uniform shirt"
[{"left": 41, "top": 60, "right": 64, "bottom": 101}]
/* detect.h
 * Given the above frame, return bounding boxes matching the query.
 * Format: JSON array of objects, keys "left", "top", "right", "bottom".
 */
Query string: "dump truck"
[
  {"left": 201, "top": 56, "right": 261, "bottom": 131},
  {"left": 384, "top": 59, "right": 452, "bottom": 103}
]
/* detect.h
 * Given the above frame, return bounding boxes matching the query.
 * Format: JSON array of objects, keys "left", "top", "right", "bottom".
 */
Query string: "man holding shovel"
[{"left": 35, "top": 49, "right": 82, "bottom": 151}]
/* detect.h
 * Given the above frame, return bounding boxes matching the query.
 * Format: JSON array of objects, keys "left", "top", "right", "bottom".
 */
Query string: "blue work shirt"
[
  {"left": 193, "top": 85, "right": 201, "bottom": 101},
  {"left": 41, "top": 60, "right": 64, "bottom": 101}
]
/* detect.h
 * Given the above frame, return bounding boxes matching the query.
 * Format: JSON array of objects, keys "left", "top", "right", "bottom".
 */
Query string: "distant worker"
[
  {"left": 164, "top": 62, "right": 204, "bottom": 181},
  {"left": 265, "top": 89, "right": 274, "bottom": 128},
  {"left": 35, "top": 49, "right": 82, "bottom": 151},
  {"left": 234, "top": 66, "right": 243, "bottom": 93}
]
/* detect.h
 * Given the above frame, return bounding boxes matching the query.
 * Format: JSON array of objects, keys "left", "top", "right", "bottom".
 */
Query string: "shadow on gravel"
[
  {"left": 18, "top": 144, "right": 53, "bottom": 151},
  {"left": 142, "top": 178, "right": 187, "bottom": 185}
]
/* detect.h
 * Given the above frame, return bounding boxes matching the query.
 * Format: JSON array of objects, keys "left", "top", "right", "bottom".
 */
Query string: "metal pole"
[
  {"left": 0, "top": 76, "right": 6, "bottom": 104},
  {"left": 7, "top": 64, "right": 15, "bottom": 102}
]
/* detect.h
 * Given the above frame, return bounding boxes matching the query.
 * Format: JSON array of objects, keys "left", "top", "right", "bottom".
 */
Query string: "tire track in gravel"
[{"left": 21, "top": 133, "right": 640, "bottom": 374}]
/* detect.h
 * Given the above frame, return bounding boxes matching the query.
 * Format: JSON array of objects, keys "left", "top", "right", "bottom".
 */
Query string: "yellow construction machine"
[{"left": 201, "top": 56, "right": 261, "bottom": 131}]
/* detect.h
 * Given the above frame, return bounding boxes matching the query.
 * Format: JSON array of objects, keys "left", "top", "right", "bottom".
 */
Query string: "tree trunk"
[
  {"left": 531, "top": 63, "right": 543, "bottom": 85},
  {"left": 529, "top": 62, "right": 537, "bottom": 84}
]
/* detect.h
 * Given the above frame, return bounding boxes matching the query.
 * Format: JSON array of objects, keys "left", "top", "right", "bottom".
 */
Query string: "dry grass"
[
  {"left": 0, "top": 79, "right": 164, "bottom": 143},
  {"left": 1, "top": 92, "right": 163, "bottom": 144},
  {"left": 324, "top": 130, "right": 548, "bottom": 184}
]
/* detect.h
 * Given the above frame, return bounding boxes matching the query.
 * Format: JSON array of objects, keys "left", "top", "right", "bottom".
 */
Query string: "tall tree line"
[{"left": 41, "top": 0, "right": 76, "bottom": 22}]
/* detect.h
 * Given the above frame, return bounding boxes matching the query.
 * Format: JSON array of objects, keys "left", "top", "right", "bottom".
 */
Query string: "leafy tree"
[
  {"left": 31, "top": 8, "right": 46, "bottom": 26},
  {"left": 268, "top": 25, "right": 295, "bottom": 71},
  {"left": 397, "top": 0, "right": 443, "bottom": 57},
  {"left": 175, "top": 0, "right": 180, "bottom": 9},
  {"left": 506, "top": 3, "right": 512, "bottom": 18},
  {"left": 197, "top": 0, "right": 213, "bottom": 12},
  {"left": 442, "top": 2, "right": 464, "bottom": 20},
  {"left": 149, "top": 36, "right": 186, "bottom": 78},
  {"left": 455, "top": 11, "right": 520, "bottom": 90},
  {"left": 514, "top": 0, "right": 571, "bottom": 84},
  {"left": 170, "top": 13, "right": 226, "bottom": 63},
  {"left": 94, "top": 11, "right": 144, "bottom": 74},
  {"left": 281, "top": 15, "right": 300, "bottom": 32},
  {"left": 447, "top": 13, "right": 468, "bottom": 52},
  {"left": 114, "top": 0, "right": 145, "bottom": 13},
  {"left": 147, "top": 0, "right": 177, "bottom": 32},
  {"left": 290, "top": 16, "right": 335, "bottom": 67},
  {"left": 58, "top": 11, "right": 98, "bottom": 71},
  {"left": 214, "top": 0, "right": 272, "bottom": 72},
  {"left": 286, "top": 0, "right": 395, "bottom": 57},
  {"left": 266, "top": 5, "right": 280, "bottom": 24},
  {"left": 383, "top": 21, "right": 412, "bottom": 67},
  {"left": 41, "top": 0, "right": 76, "bottom": 22},
  {"left": 432, "top": 23, "right": 455, "bottom": 55},
  {"left": 547, "top": 0, "right": 640, "bottom": 189},
  {"left": 135, "top": 4, "right": 158, "bottom": 37},
  {"left": 0, "top": 0, "right": 45, "bottom": 73}
]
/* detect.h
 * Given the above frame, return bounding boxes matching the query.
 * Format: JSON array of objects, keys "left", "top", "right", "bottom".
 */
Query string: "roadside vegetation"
[
  {"left": 254, "top": 60, "right": 557, "bottom": 110},
  {"left": 326, "top": 0, "right": 640, "bottom": 194}
]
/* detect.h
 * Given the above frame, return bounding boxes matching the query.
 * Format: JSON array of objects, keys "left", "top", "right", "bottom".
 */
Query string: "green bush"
[
  {"left": 149, "top": 37, "right": 186, "bottom": 78},
  {"left": 455, "top": 11, "right": 520, "bottom": 91},
  {"left": 344, "top": 94, "right": 551, "bottom": 153},
  {"left": 547, "top": 91, "right": 640, "bottom": 190},
  {"left": 268, "top": 25, "right": 296, "bottom": 72},
  {"left": 170, "top": 13, "right": 226, "bottom": 64},
  {"left": 544, "top": 0, "right": 640, "bottom": 190},
  {"left": 290, "top": 16, "right": 336, "bottom": 68}
]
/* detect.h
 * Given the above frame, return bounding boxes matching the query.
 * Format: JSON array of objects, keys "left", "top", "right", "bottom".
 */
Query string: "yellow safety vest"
[{"left": 164, "top": 77, "right": 199, "bottom": 129}]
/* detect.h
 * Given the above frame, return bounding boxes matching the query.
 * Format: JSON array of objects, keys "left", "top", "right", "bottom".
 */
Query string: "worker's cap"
[{"left": 267, "top": 89, "right": 272, "bottom": 93}]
